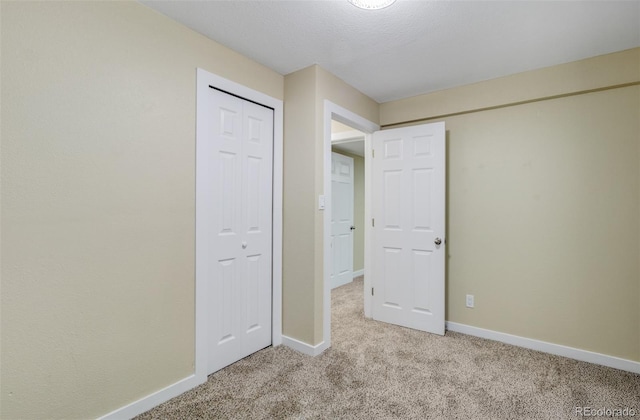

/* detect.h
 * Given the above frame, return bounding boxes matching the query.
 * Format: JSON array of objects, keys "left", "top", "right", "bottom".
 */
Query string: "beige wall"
[
  {"left": 331, "top": 120, "right": 356, "bottom": 133},
  {"left": 0, "top": 2, "right": 283, "bottom": 419},
  {"left": 380, "top": 49, "right": 640, "bottom": 362},
  {"left": 380, "top": 49, "right": 640, "bottom": 127},
  {"left": 283, "top": 65, "right": 378, "bottom": 345},
  {"left": 283, "top": 66, "right": 318, "bottom": 344}
]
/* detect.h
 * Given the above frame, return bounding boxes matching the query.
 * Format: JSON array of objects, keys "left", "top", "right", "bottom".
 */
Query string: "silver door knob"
[
  {"left": 434, "top": 237, "right": 442, "bottom": 245},
  {"left": 242, "top": 242, "right": 247, "bottom": 249}
]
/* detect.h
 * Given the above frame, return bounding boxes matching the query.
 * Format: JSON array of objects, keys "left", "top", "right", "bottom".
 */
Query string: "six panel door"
[
  {"left": 372, "top": 122, "right": 445, "bottom": 335},
  {"left": 331, "top": 152, "right": 354, "bottom": 289},
  {"left": 207, "top": 88, "right": 273, "bottom": 374}
]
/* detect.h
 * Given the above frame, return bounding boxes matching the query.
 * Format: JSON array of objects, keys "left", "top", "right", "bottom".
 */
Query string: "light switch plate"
[{"left": 318, "top": 195, "right": 326, "bottom": 210}]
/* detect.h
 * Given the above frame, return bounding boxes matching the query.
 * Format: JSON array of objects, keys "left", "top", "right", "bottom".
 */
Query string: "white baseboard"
[
  {"left": 352, "top": 269, "right": 364, "bottom": 278},
  {"left": 445, "top": 321, "right": 640, "bottom": 374},
  {"left": 331, "top": 277, "right": 353, "bottom": 290},
  {"left": 99, "top": 373, "right": 205, "bottom": 420},
  {"left": 282, "top": 335, "right": 328, "bottom": 356}
]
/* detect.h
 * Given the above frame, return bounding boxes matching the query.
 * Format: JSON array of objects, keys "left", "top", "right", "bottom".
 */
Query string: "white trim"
[
  {"left": 352, "top": 269, "right": 364, "bottom": 278},
  {"left": 271, "top": 87, "right": 284, "bottom": 348},
  {"left": 99, "top": 375, "right": 203, "bottom": 420},
  {"left": 102, "top": 69, "right": 284, "bottom": 420},
  {"left": 282, "top": 336, "right": 328, "bottom": 357},
  {"left": 323, "top": 101, "right": 379, "bottom": 352},
  {"left": 363, "top": 132, "right": 373, "bottom": 319},
  {"left": 446, "top": 322, "right": 640, "bottom": 374}
]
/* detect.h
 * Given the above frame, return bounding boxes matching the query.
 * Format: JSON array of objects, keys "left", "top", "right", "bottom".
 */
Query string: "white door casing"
[
  {"left": 331, "top": 152, "right": 354, "bottom": 289},
  {"left": 371, "top": 122, "right": 446, "bottom": 335},
  {"left": 206, "top": 88, "right": 273, "bottom": 373}
]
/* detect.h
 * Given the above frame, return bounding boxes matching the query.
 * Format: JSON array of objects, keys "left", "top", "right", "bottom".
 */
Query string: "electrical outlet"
[{"left": 466, "top": 294, "right": 474, "bottom": 308}]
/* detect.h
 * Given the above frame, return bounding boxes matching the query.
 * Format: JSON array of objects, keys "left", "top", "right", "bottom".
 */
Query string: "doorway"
[
  {"left": 330, "top": 120, "right": 366, "bottom": 289},
  {"left": 323, "top": 101, "right": 446, "bottom": 350},
  {"left": 322, "top": 101, "right": 379, "bottom": 350}
]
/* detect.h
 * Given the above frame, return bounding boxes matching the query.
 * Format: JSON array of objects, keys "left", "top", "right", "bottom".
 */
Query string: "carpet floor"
[{"left": 137, "top": 276, "right": 639, "bottom": 419}]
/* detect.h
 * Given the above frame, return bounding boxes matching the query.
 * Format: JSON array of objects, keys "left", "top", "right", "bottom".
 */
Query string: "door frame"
[
  {"left": 322, "top": 100, "right": 378, "bottom": 349},
  {"left": 195, "top": 68, "right": 283, "bottom": 383}
]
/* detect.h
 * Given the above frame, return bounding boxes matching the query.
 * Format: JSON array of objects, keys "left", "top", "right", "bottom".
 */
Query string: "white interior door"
[
  {"left": 207, "top": 88, "right": 273, "bottom": 373},
  {"left": 331, "top": 152, "right": 354, "bottom": 289},
  {"left": 371, "top": 122, "right": 445, "bottom": 335}
]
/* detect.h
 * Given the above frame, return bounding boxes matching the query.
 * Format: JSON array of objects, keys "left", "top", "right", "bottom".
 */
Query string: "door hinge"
[
  {"left": 372, "top": 218, "right": 375, "bottom": 227},
  {"left": 371, "top": 287, "right": 374, "bottom": 296},
  {"left": 372, "top": 149, "right": 375, "bottom": 158}
]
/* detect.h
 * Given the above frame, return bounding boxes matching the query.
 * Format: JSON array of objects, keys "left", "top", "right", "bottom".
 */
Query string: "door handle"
[
  {"left": 350, "top": 226, "right": 356, "bottom": 231},
  {"left": 434, "top": 237, "right": 442, "bottom": 246}
]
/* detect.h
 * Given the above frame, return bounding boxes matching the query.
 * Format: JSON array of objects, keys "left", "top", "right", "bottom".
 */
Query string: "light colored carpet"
[{"left": 137, "top": 276, "right": 639, "bottom": 419}]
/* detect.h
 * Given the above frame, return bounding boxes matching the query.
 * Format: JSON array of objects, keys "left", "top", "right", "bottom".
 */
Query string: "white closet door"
[{"left": 207, "top": 88, "right": 273, "bottom": 374}]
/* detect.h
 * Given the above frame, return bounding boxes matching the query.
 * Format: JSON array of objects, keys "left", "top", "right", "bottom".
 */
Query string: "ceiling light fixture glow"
[{"left": 348, "top": 0, "right": 396, "bottom": 10}]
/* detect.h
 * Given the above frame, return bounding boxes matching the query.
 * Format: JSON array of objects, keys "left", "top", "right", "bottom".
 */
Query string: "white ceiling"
[{"left": 142, "top": 0, "right": 640, "bottom": 103}]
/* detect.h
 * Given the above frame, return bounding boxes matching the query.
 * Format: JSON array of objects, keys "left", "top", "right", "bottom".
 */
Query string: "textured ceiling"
[{"left": 141, "top": 0, "right": 640, "bottom": 103}]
